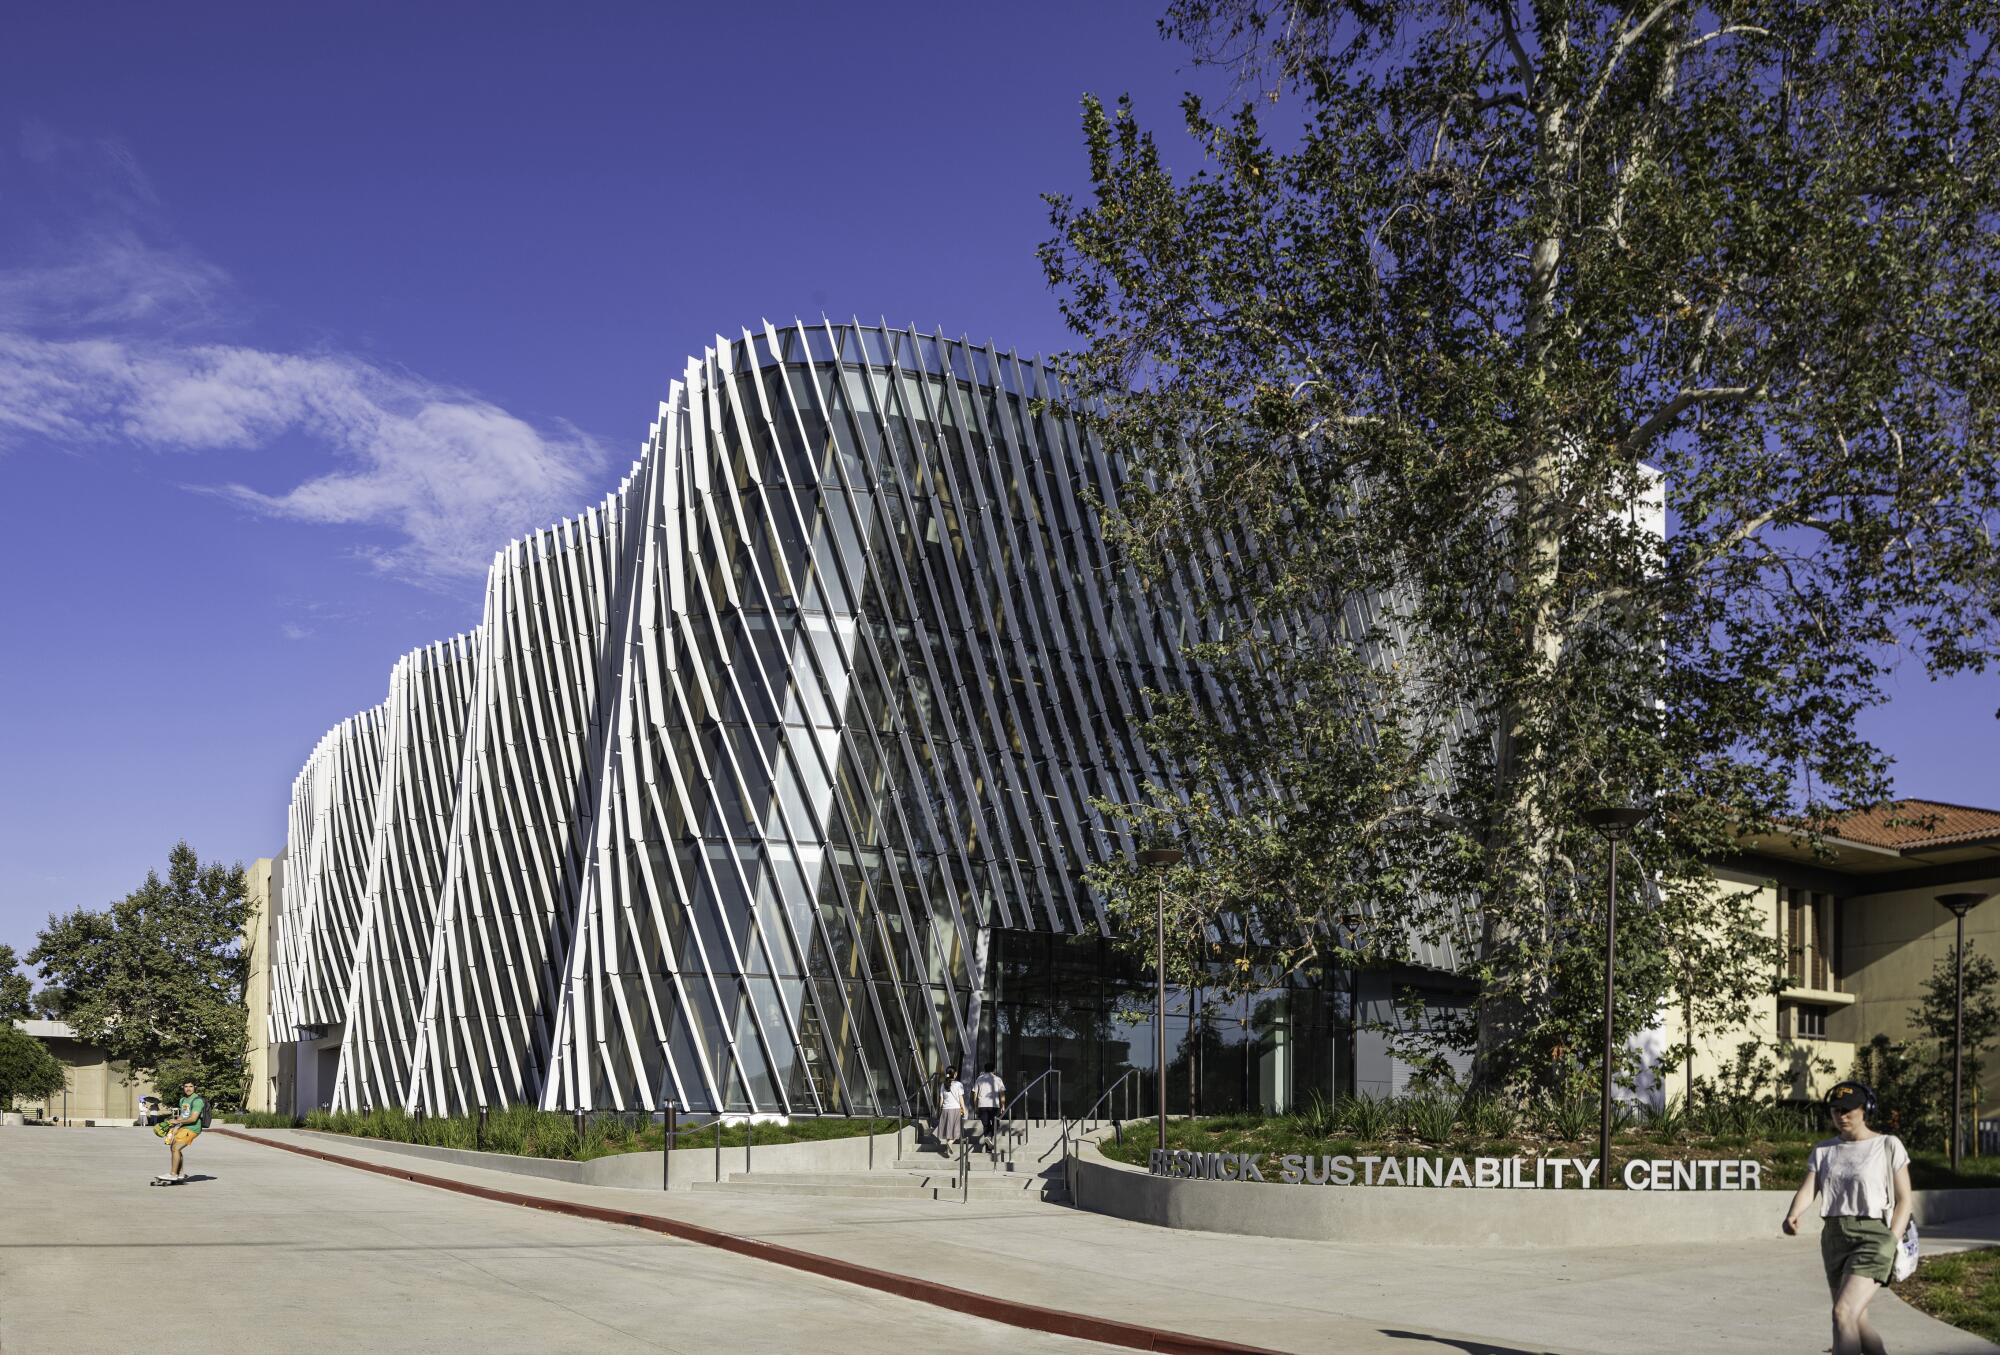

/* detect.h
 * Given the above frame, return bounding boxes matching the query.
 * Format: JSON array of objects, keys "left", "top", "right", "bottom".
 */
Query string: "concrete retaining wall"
[
  {"left": 1066, "top": 1143, "right": 2000, "bottom": 1248},
  {"left": 287, "top": 1124, "right": 917, "bottom": 1190}
]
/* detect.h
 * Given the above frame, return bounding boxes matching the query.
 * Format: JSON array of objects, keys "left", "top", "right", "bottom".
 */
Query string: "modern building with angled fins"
[{"left": 270, "top": 321, "right": 1392, "bottom": 1119}]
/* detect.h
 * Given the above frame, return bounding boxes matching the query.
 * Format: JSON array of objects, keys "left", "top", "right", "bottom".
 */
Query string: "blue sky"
[{"left": 0, "top": 2, "right": 1993, "bottom": 964}]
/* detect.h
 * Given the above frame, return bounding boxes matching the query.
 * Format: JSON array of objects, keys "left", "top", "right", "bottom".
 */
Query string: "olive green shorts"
[{"left": 1822, "top": 1215, "right": 1895, "bottom": 1287}]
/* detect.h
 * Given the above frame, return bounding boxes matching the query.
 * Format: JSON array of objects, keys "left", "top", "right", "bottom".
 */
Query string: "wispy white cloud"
[
  {"left": 0, "top": 334, "right": 602, "bottom": 581},
  {"left": 0, "top": 229, "right": 233, "bottom": 333},
  {"left": 0, "top": 123, "right": 606, "bottom": 584}
]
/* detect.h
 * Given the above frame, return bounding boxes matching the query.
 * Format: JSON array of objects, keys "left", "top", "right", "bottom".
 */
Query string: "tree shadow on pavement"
[{"left": 1381, "top": 1331, "right": 1566, "bottom": 1355}]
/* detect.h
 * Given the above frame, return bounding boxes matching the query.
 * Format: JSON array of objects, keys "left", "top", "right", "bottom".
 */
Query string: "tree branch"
[
  {"left": 1620, "top": 383, "right": 1761, "bottom": 455},
  {"left": 1677, "top": 24, "right": 1772, "bottom": 56},
  {"left": 1490, "top": 1, "right": 1537, "bottom": 102}
]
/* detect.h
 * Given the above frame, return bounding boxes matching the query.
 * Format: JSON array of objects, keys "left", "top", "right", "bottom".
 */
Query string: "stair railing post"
[{"left": 1059, "top": 1069, "right": 1068, "bottom": 1162}]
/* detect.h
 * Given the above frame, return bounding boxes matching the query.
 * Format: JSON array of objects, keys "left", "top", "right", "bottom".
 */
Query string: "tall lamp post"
[
  {"left": 1137, "top": 846, "right": 1184, "bottom": 1156},
  {"left": 1938, "top": 892, "right": 1991, "bottom": 1173},
  {"left": 1582, "top": 806, "right": 1650, "bottom": 1189}
]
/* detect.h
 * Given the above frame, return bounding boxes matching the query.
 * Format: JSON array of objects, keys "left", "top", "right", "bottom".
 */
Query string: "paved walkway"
[
  {"left": 237, "top": 1127, "right": 2000, "bottom": 1354},
  {"left": 0, "top": 1127, "right": 1125, "bottom": 1355},
  {"left": 10, "top": 1124, "right": 1998, "bottom": 1354}
]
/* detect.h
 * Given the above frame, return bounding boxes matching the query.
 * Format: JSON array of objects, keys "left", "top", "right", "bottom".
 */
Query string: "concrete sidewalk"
[
  {"left": 232, "top": 1127, "right": 2000, "bottom": 1355},
  {"left": 0, "top": 1127, "right": 1129, "bottom": 1355}
]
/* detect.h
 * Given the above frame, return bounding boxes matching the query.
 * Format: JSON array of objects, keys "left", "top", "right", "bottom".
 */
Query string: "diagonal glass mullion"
[
  {"left": 953, "top": 342, "right": 1085, "bottom": 930},
  {"left": 980, "top": 349, "right": 1118, "bottom": 929},
  {"left": 1042, "top": 405, "right": 1173, "bottom": 824},
  {"left": 895, "top": 341, "right": 1043, "bottom": 929},
  {"left": 875, "top": 343, "right": 1021, "bottom": 929},
  {"left": 817, "top": 338, "right": 988, "bottom": 1061}
]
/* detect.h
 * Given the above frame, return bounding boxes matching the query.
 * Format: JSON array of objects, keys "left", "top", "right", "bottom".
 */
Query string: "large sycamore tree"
[
  {"left": 30, "top": 843, "right": 252, "bottom": 1104},
  {"left": 1047, "top": 1, "right": 2000, "bottom": 1093}
]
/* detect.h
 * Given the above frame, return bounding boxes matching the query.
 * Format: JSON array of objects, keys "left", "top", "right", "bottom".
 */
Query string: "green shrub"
[
  {"left": 1338, "top": 1092, "right": 1394, "bottom": 1140},
  {"left": 293, "top": 1106, "right": 895, "bottom": 1160},
  {"left": 1539, "top": 1096, "right": 1596, "bottom": 1141},
  {"left": 1402, "top": 1094, "right": 1459, "bottom": 1145},
  {"left": 1637, "top": 1095, "right": 1685, "bottom": 1139},
  {"left": 1290, "top": 1090, "right": 1339, "bottom": 1139},
  {"left": 1465, "top": 1095, "right": 1518, "bottom": 1140},
  {"left": 235, "top": 1111, "right": 302, "bottom": 1129}
]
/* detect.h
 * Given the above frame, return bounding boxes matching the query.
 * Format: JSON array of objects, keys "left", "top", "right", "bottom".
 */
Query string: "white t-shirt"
[
  {"left": 1809, "top": 1133, "right": 1909, "bottom": 1220},
  {"left": 972, "top": 1072, "right": 1006, "bottom": 1109},
  {"left": 939, "top": 1079, "right": 965, "bottom": 1113}
]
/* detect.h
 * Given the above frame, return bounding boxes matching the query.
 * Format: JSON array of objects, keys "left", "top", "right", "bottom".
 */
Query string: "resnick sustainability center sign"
[{"left": 1149, "top": 1150, "right": 1766, "bottom": 1191}]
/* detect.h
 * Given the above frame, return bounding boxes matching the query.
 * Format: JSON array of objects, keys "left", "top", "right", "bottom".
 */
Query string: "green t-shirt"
[{"left": 177, "top": 1095, "right": 205, "bottom": 1136}]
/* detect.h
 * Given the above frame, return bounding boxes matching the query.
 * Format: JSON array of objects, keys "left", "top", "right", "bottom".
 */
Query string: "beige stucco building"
[
  {"left": 242, "top": 853, "right": 294, "bottom": 1114},
  {"left": 1668, "top": 800, "right": 2000, "bottom": 1108},
  {"left": 8, "top": 1019, "right": 156, "bottom": 1124}
]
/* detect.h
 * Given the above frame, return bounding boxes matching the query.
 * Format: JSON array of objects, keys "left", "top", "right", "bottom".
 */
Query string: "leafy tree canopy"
[
  {"left": 28, "top": 843, "right": 251, "bottom": 1105},
  {"left": 1046, "top": 1, "right": 1998, "bottom": 1090},
  {"left": 0, "top": 1024, "right": 67, "bottom": 1107},
  {"left": 0, "top": 944, "right": 33, "bottom": 1024},
  {"left": 1913, "top": 942, "right": 2000, "bottom": 1079}
]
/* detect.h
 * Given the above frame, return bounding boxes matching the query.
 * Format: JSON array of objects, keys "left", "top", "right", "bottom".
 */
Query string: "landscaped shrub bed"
[
  {"left": 233, "top": 1111, "right": 305, "bottom": 1129},
  {"left": 1092, "top": 1093, "right": 2000, "bottom": 1190},
  {"left": 280, "top": 1106, "right": 899, "bottom": 1162}
]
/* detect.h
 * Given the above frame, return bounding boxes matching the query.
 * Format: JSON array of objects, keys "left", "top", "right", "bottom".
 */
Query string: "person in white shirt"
[
  {"left": 1782, "top": 1080, "right": 1913, "bottom": 1355},
  {"left": 936, "top": 1070, "right": 966, "bottom": 1145},
  {"left": 971, "top": 1063, "right": 1006, "bottom": 1147}
]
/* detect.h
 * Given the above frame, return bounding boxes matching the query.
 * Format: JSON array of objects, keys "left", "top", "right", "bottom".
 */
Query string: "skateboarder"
[{"left": 153, "top": 1080, "right": 207, "bottom": 1183}]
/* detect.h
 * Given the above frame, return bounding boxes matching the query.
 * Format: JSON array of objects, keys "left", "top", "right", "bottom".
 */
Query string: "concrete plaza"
[
  {"left": 6, "top": 1125, "right": 1999, "bottom": 1355},
  {"left": 0, "top": 1127, "right": 1121, "bottom": 1354}
]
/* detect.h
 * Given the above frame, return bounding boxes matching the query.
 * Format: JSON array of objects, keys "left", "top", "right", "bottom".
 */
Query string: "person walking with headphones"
[{"left": 1782, "top": 1081, "right": 1914, "bottom": 1355}]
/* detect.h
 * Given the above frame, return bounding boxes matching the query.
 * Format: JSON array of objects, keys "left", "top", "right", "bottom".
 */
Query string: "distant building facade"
[
  {"left": 1671, "top": 800, "right": 2000, "bottom": 1104},
  {"left": 242, "top": 854, "right": 295, "bottom": 1114},
  {"left": 7, "top": 1020, "right": 154, "bottom": 1124}
]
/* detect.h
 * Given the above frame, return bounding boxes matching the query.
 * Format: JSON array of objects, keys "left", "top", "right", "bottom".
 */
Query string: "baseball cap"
[{"left": 1825, "top": 1081, "right": 1873, "bottom": 1112}]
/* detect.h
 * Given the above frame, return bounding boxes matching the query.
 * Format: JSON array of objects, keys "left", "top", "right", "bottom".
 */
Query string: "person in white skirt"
[
  {"left": 1782, "top": 1080, "right": 1913, "bottom": 1355},
  {"left": 936, "top": 1069, "right": 967, "bottom": 1145}
]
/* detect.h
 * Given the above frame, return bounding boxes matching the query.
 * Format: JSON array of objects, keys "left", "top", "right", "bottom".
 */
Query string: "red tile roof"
[{"left": 1820, "top": 799, "right": 2000, "bottom": 850}]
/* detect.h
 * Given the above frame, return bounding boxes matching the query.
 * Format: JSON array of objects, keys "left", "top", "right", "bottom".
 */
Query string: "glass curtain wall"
[{"left": 985, "top": 929, "right": 1356, "bottom": 1118}]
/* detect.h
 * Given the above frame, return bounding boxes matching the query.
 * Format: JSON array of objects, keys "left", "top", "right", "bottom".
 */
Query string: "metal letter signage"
[{"left": 1149, "top": 1150, "right": 1762, "bottom": 1190}]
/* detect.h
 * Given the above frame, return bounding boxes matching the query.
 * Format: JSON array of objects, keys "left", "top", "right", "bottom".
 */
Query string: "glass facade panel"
[{"left": 275, "top": 323, "right": 1415, "bottom": 1118}]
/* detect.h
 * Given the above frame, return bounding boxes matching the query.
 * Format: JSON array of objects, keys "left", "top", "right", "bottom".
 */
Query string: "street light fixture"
[
  {"left": 1938, "top": 891, "right": 1991, "bottom": 1173},
  {"left": 1137, "top": 845, "right": 1184, "bottom": 1156},
  {"left": 1582, "top": 805, "right": 1650, "bottom": 1190}
]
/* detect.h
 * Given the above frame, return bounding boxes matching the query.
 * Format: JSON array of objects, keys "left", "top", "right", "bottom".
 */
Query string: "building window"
[
  {"left": 1783, "top": 887, "right": 1840, "bottom": 992},
  {"left": 1791, "top": 1004, "right": 1828, "bottom": 1040}
]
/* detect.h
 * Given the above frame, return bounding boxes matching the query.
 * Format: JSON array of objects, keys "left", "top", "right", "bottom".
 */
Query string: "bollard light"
[
  {"left": 1938, "top": 892, "right": 1991, "bottom": 1174},
  {"left": 1583, "top": 806, "right": 1650, "bottom": 1189},
  {"left": 1137, "top": 845, "right": 1184, "bottom": 1156}
]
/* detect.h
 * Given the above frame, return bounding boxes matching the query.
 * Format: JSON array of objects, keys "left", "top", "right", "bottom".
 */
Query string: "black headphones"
[{"left": 1825, "top": 1080, "right": 1879, "bottom": 1116}]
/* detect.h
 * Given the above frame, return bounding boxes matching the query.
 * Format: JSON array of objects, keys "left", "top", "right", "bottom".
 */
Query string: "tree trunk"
[{"left": 1684, "top": 991, "right": 1694, "bottom": 1107}]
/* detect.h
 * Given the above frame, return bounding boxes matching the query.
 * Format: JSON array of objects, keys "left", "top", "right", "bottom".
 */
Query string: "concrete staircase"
[{"left": 686, "top": 1119, "right": 1075, "bottom": 1205}]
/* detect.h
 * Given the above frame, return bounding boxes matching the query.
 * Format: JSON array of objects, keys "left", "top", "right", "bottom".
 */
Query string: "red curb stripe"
[{"left": 214, "top": 1128, "right": 1285, "bottom": 1355}]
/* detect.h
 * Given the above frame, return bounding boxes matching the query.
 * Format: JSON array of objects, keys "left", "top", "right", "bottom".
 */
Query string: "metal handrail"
[
  {"left": 1039, "top": 1068, "right": 1144, "bottom": 1165},
  {"left": 992, "top": 1067, "right": 1059, "bottom": 1164},
  {"left": 1009, "top": 1067, "right": 1061, "bottom": 1127}
]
